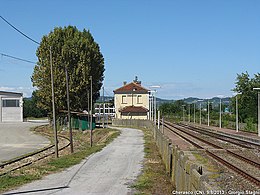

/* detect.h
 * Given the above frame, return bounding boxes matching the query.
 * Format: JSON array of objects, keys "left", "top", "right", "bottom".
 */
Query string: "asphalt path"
[
  {"left": 5, "top": 127, "right": 144, "bottom": 195},
  {"left": 0, "top": 121, "right": 50, "bottom": 163}
]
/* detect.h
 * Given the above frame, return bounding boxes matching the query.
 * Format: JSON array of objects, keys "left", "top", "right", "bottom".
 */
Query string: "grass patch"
[
  {"left": 0, "top": 127, "right": 120, "bottom": 194},
  {"left": 0, "top": 175, "right": 40, "bottom": 192},
  {"left": 192, "top": 151, "right": 221, "bottom": 180},
  {"left": 46, "top": 145, "right": 102, "bottom": 171},
  {"left": 192, "top": 152, "right": 209, "bottom": 164},
  {"left": 131, "top": 127, "right": 174, "bottom": 195}
]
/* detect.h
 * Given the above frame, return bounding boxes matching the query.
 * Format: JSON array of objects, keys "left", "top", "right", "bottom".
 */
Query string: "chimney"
[
  {"left": 133, "top": 76, "right": 141, "bottom": 85},
  {"left": 123, "top": 81, "right": 127, "bottom": 86}
]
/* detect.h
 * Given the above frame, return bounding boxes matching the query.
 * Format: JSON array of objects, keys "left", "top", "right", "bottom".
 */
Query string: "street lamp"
[
  {"left": 148, "top": 91, "right": 154, "bottom": 121},
  {"left": 188, "top": 104, "right": 191, "bottom": 123},
  {"left": 220, "top": 98, "right": 222, "bottom": 128},
  {"left": 150, "top": 85, "right": 161, "bottom": 127},
  {"left": 218, "top": 95, "right": 224, "bottom": 129},
  {"left": 207, "top": 99, "right": 210, "bottom": 126},
  {"left": 151, "top": 92, "right": 154, "bottom": 121},
  {"left": 233, "top": 92, "right": 242, "bottom": 133},
  {"left": 182, "top": 105, "right": 185, "bottom": 122},
  {"left": 197, "top": 100, "right": 203, "bottom": 125},
  {"left": 193, "top": 102, "right": 196, "bottom": 123},
  {"left": 253, "top": 88, "right": 260, "bottom": 137},
  {"left": 154, "top": 90, "right": 157, "bottom": 126}
]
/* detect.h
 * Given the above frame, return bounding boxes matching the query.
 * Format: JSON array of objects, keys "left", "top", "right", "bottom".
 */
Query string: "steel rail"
[
  {"left": 177, "top": 123, "right": 259, "bottom": 149},
  {"left": 173, "top": 123, "right": 260, "bottom": 168},
  {"left": 205, "top": 150, "right": 260, "bottom": 186},
  {"left": 163, "top": 121, "right": 260, "bottom": 186},
  {"left": 165, "top": 122, "right": 260, "bottom": 168},
  {"left": 0, "top": 133, "right": 70, "bottom": 177},
  {"left": 0, "top": 144, "right": 54, "bottom": 169}
]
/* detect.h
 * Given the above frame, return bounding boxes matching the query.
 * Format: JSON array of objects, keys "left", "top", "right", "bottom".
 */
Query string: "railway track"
[
  {"left": 168, "top": 123, "right": 260, "bottom": 168},
  {"left": 163, "top": 121, "right": 260, "bottom": 187},
  {"left": 0, "top": 133, "right": 70, "bottom": 177},
  {"left": 177, "top": 123, "right": 260, "bottom": 149}
]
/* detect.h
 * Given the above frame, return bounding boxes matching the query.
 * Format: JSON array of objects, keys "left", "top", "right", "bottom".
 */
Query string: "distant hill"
[
  {"left": 97, "top": 96, "right": 231, "bottom": 108},
  {"left": 156, "top": 98, "right": 175, "bottom": 105},
  {"left": 157, "top": 97, "right": 231, "bottom": 107}
]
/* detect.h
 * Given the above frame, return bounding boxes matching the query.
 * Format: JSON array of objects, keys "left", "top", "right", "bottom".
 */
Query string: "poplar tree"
[{"left": 31, "top": 26, "right": 105, "bottom": 113}]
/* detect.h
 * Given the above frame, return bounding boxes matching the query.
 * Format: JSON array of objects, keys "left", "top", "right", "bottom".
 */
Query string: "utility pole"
[
  {"left": 154, "top": 91, "right": 157, "bottom": 126},
  {"left": 149, "top": 92, "right": 152, "bottom": 120},
  {"left": 236, "top": 94, "right": 239, "bottom": 132},
  {"left": 219, "top": 98, "right": 222, "bottom": 129},
  {"left": 158, "top": 110, "right": 160, "bottom": 129},
  {"left": 188, "top": 104, "right": 191, "bottom": 123},
  {"left": 150, "top": 92, "right": 154, "bottom": 121},
  {"left": 207, "top": 100, "right": 210, "bottom": 126},
  {"left": 102, "top": 86, "right": 105, "bottom": 128},
  {"left": 50, "top": 46, "right": 58, "bottom": 158},
  {"left": 99, "top": 103, "right": 101, "bottom": 124},
  {"left": 90, "top": 76, "right": 93, "bottom": 147},
  {"left": 199, "top": 102, "right": 202, "bottom": 125},
  {"left": 257, "top": 91, "right": 260, "bottom": 137},
  {"left": 87, "top": 90, "right": 90, "bottom": 129},
  {"left": 162, "top": 117, "right": 164, "bottom": 134},
  {"left": 253, "top": 88, "right": 260, "bottom": 137},
  {"left": 65, "top": 67, "right": 73, "bottom": 153},
  {"left": 182, "top": 105, "right": 185, "bottom": 122},
  {"left": 194, "top": 103, "right": 196, "bottom": 123},
  {"left": 107, "top": 105, "right": 110, "bottom": 126}
]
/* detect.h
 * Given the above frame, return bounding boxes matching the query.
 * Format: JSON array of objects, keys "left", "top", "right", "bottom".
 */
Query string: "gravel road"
[
  {"left": 5, "top": 127, "right": 144, "bottom": 195},
  {"left": 0, "top": 121, "right": 50, "bottom": 163}
]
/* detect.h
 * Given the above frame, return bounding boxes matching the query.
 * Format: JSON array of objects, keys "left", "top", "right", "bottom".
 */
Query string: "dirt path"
[{"left": 5, "top": 127, "right": 144, "bottom": 195}]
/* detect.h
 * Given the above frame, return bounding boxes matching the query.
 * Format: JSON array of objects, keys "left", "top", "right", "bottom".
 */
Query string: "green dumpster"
[
  {"left": 80, "top": 116, "right": 88, "bottom": 131},
  {"left": 79, "top": 116, "right": 96, "bottom": 130},
  {"left": 71, "top": 116, "right": 79, "bottom": 130}
]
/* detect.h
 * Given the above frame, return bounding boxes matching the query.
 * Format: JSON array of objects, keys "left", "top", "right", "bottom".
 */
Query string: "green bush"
[{"left": 245, "top": 117, "right": 257, "bottom": 132}]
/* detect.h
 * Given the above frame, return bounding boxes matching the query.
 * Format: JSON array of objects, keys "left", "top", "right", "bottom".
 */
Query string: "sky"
[{"left": 0, "top": 0, "right": 259, "bottom": 99}]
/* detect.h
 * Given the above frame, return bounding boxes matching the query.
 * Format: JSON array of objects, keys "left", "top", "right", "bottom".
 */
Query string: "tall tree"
[
  {"left": 159, "top": 100, "right": 185, "bottom": 116},
  {"left": 232, "top": 72, "right": 260, "bottom": 122},
  {"left": 31, "top": 26, "right": 105, "bottom": 113},
  {"left": 23, "top": 91, "right": 48, "bottom": 118}
]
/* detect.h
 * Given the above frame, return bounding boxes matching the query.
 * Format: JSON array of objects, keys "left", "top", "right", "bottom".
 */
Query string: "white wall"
[
  {"left": 0, "top": 95, "right": 23, "bottom": 122},
  {"left": 114, "top": 93, "right": 149, "bottom": 119}
]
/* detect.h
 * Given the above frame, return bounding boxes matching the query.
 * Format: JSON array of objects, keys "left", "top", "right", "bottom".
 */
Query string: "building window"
[
  {"left": 2, "top": 99, "right": 20, "bottom": 107},
  {"left": 137, "top": 95, "right": 142, "bottom": 104},
  {"left": 122, "top": 95, "right": 127, "bottom": 104}
]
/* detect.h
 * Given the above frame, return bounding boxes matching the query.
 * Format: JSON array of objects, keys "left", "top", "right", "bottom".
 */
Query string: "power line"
[
  {"left": 0, "top": 52, "right": 36, "bottom": 64},
  {"left": 0, "top": 15, "right": 40, "bottom": 45}
]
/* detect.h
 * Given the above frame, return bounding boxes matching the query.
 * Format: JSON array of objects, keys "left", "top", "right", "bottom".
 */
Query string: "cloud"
[
  {"left": 0, "top": 86, "right": 35, "bottom": 97},
  {"left": 0, "top": 86, "right": 16, "bottom": 91},
  {"left": 143, "top": 81, "right": 234, "bottom": 100}
]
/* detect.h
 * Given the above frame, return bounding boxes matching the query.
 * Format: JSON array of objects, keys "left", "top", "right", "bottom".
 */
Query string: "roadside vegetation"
[
  {"left": 159, "top": 72, "right": 260, "bottom": 133},
  {"left": 132, "top": 127, "right": 174, "bottom": 195},
  {"left": 0, "top": 125, "right": 120, "bottom": 194},
  {"left": 23, "top": 91, "right": 48, "bottom": 119}
]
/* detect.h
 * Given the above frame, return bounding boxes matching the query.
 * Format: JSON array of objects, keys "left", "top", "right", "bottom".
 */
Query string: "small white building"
[
  {"left": 94, "top": 103, "right": 115, "bottom": 118},
  {"left": 0, "top": 91, "right": 23, "bottom": 122}
]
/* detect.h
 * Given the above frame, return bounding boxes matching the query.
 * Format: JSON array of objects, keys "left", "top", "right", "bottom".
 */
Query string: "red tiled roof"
[
  {"left": 114, "top": 82, "right": 149, "bottom": 93},
  {"left": 119, "top": 106, "right": 149, "bottom": 113}
]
